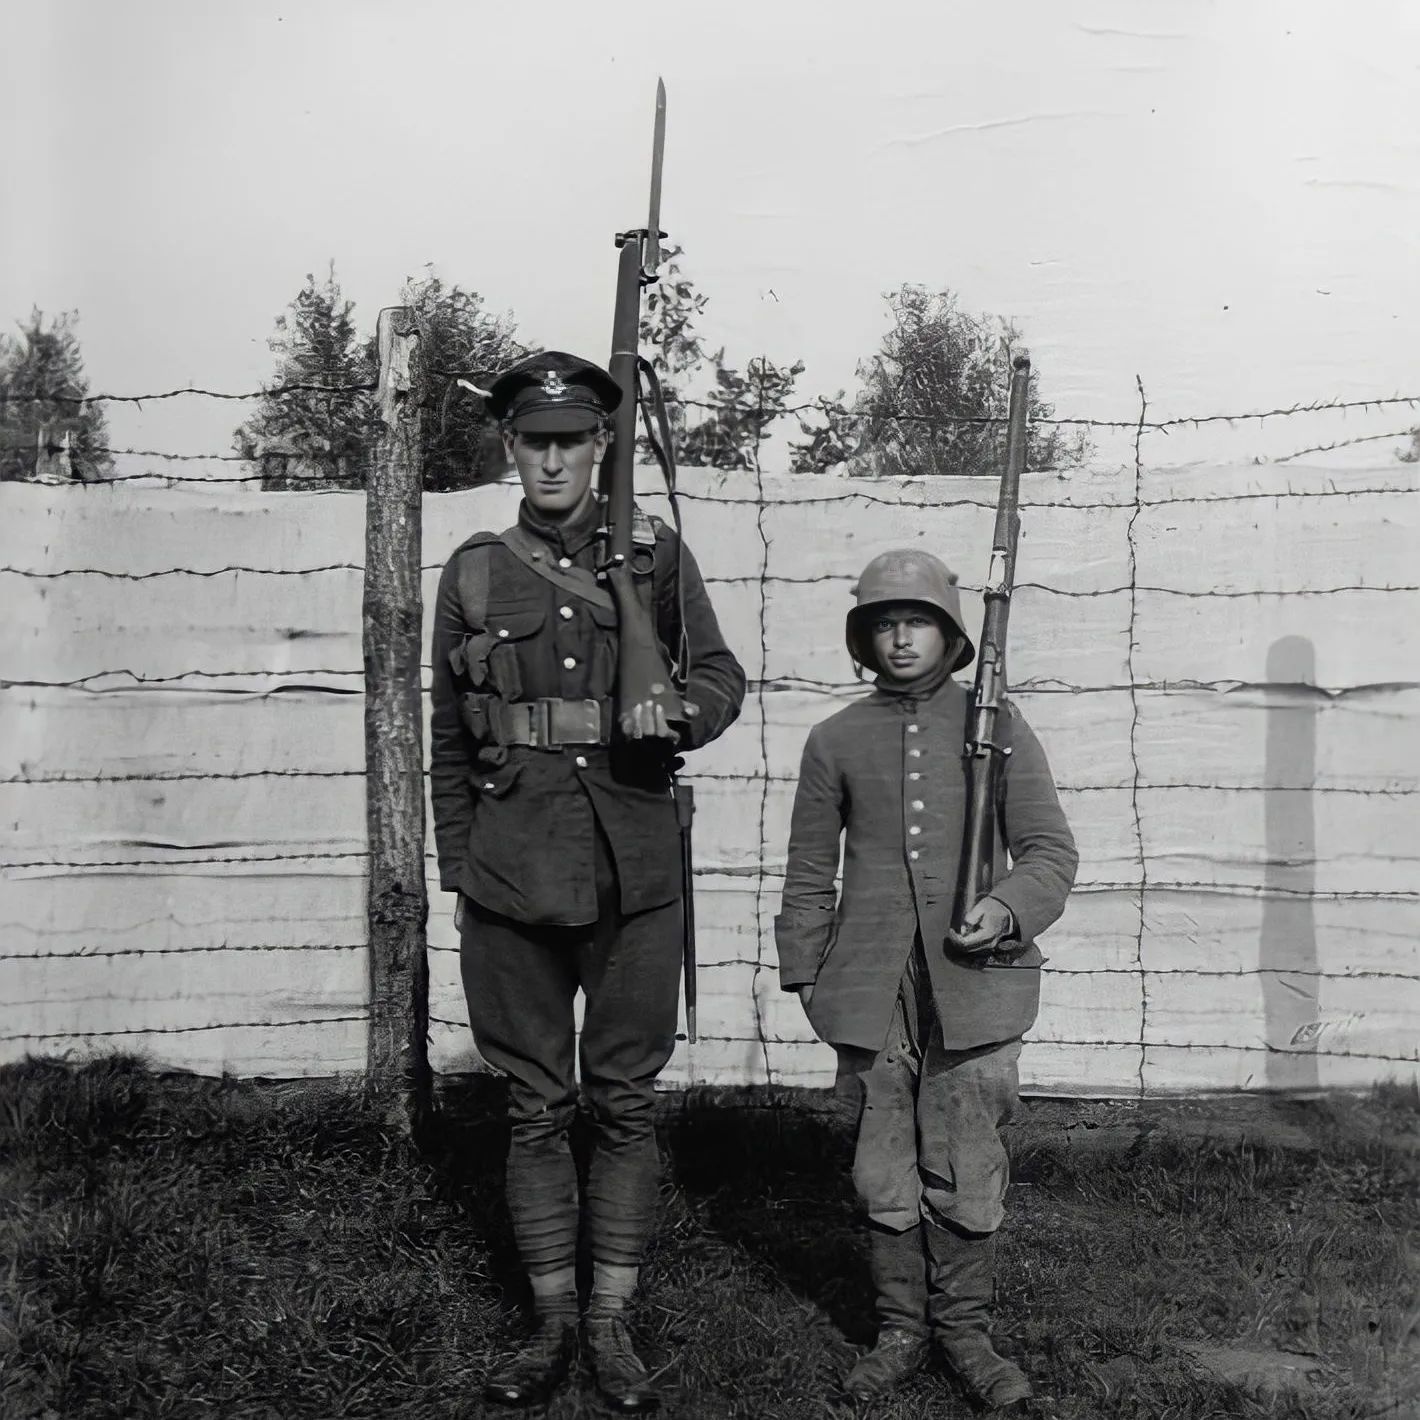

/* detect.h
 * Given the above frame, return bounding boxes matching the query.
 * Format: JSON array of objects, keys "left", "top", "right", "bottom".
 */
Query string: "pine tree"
[
  {"left": 0, "top": 309, "right": 113, "bottom": 482},
  {"left": 233, "top": 264, "right": 377, "bottom": 490}
]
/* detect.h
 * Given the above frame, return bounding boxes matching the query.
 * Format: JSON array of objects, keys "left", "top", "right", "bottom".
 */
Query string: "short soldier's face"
[
  {"left": 504, "top": 425, "right": 609, "bottom": 519},
  {"left": 870, "top": 602, "right": 951, "bottom": 682}
]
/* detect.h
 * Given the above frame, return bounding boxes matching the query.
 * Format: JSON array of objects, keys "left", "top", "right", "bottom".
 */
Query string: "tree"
[
  {"left": 789, "top": 285, "right": 1089, "bottom": 477},
  {"left": 400, "top": 268, "right": 528, "bottom": 492},
  {"left": 0, "top": 309, "right": 113, "bottom": 482},
  {"left": 678, "top": 355, "right": 805, "bottom": 470},
  {"left": 235, "top": 263, "right": 529, "bottom": 492},
  {"left": 638, "top": 247, "right": 803, "bottom": 470},
  {"left": 233, "top": 264, "right": 377, "bottom": 490}
]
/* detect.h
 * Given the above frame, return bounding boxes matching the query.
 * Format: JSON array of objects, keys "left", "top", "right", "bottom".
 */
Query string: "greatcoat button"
[
  {"left": 911, "top": 799, "right": 924, "bottom": 811},
  {"left": 909, "top": 772, "right": 921, "bottom": 781},
  {"left": 909, "top": 749, "right": 922, "bottom": 759},
  {"left": 909, "top": 849, "right": 920, "bottom": 861},
  {"left": 907, "top": 723, "right": 919, "bottom": 733},
  {"left": 908, "top": 825, "right": 922, "bottom": 836}
]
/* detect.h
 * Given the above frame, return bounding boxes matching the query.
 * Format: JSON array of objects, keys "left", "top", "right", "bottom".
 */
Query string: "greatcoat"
[{"left": 775, "top": 678, "right": 1078, "bottom": 1053}]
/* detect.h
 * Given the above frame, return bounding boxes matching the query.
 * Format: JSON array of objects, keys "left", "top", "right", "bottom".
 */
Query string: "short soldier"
[
  {"left": 775, "top": 549, "right": 1077, "bottom": 1413},
  {"left": 430, "top": 351, "right": 746, "bottom": 1411}
]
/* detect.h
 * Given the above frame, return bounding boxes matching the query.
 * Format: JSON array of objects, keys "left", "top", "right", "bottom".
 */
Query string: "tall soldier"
[{"left": 430, "top": 350, "right": 746, "bottom": 1411}]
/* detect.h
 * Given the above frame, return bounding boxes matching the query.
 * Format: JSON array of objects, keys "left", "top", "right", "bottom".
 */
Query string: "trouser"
[
  {"left": 458, "top": 826, "right": 682, "bottom": 1273},
  {"left": 836, "top": 940, "right": 1022, "bottom": 1237}
]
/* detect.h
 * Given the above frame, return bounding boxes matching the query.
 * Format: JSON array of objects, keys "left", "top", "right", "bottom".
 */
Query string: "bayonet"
[{"left": 644, "top": 78, "right": 667, "bottom": 282}]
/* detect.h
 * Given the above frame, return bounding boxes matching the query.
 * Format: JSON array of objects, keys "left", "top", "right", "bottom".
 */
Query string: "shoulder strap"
[
  {"left": 498, "top": 523, "right": 616, "bottom": 613},
  {"left": 452, "top": 534, "right": 498, "bottom": 631}
]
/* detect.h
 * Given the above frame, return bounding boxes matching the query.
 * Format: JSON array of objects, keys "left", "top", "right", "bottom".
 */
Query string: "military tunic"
[
  {"left": 775, "top": 678, "right": 1077, "bottom": 1054},
  {"left": 430, "top": 495, "right": 746, "bottom": 925}
]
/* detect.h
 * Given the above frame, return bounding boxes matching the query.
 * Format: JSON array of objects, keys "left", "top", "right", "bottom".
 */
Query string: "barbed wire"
[
  {"left": 0, "top": 943, "right": 363, "bottom": 962},
  {"left": 5, "top": 379, "right": 1417, "bottom": 1090},
  {"left": 6, "top": 559, "right": 1416, "bottom": 600},
  {"left": 7, "top": 381, "right": 1414, "bottom": 430},
  {"left": 1, "top": 379, "right": 376, "bottom": 406},
  {"left": 0, "top": 1013, "right": 369, "bottom": 1044},
  {"left": 10, "top": 669, "right": 1415, "bottom": 700},
  {"left": 5, "top": 764, "right": 1413, "bottom": 795},
  {"left": 660, "top": 1033, "right": 1418, "bottom": 1065}
]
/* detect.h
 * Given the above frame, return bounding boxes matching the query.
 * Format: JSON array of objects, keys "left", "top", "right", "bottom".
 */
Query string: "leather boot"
[
  {"left": 583, "top": 1313, "right": 660, "bottom": 1413},
  {"left": 482, "top": 1317, "right": 578, "bottom": 1407},
  {"left": 924, "top": 1222, "right": 1032, "bottom": 1410},
  {"left": 844, "top": 1225, "right": 930, "bottom": 1400}
]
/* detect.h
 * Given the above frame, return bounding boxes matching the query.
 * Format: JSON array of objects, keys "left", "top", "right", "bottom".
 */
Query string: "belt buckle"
[{"left": 528, "top": 699, "right": 553, "bottom": 749}]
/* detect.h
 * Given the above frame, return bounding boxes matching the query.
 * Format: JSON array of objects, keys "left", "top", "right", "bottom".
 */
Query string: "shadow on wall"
[{"left": 1262, "top": 635, "right": 1320, "bottom": 1093}]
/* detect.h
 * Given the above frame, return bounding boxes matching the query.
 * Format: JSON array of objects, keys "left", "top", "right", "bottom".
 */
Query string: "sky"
[{"left": 3, "top": 0, "right": 1419, "bottom": 474}]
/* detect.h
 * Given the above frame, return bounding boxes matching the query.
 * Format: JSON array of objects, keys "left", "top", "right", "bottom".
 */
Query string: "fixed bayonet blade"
[{"left": 645, "top": 78, "right": 666, "bottom": 279}]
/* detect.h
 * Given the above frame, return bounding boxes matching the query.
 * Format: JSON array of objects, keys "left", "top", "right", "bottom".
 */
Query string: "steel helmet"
[{"left": 845, "top": 548, "right": 976, "bottom": 675}]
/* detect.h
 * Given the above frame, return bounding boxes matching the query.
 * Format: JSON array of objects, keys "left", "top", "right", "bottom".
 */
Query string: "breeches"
[
  {"left": 836, "top": 955, "right": 1022, "bottom": 1237},
  {"left": 458, "top": 827, "right": 682, "bottom": 1270}
]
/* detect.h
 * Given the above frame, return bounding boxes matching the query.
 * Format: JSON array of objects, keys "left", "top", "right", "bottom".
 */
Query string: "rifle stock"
[{"left": 953, "top": 356, "right": 1032, "bottom": 941}]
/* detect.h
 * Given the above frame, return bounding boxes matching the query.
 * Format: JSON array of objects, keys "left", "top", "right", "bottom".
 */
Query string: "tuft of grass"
[{"left": 2, "top": 1056, "right": 1416, "bottom": 1418}]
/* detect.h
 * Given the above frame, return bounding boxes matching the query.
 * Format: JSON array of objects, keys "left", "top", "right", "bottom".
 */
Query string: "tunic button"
[
  {"left": 563, "top": 656, "right": 576, "bottom": 670},
  {"left": 558, "top": 557, "right": 572, "bottom": 569},
  {"left": 909, "top": 772, "right": 921, "bottom": 781},
  {"left": 559, "top": 605, "right": 574, "bottom": 620},
  {"left": 482, "top": 781, "right": 494, "bottom": 791},
  {"left": 909, "top": 849, "right": 920, "bottom": 861},
  {"left": 574, "top": 755, "right": 588, "bottom": 769},
  {"left": 911, "top": 799, "right": 924, "bottom": 811},
  {"left": 906, "top": 723, "right": 919, "bottom": 733},
  {"left": 909, "top": 748, "right": 922, "bottom": 759},
  {"left": 497, "top": 628, "right": 510, "bottom": 638},
  {"left": 908, "top": 825, "right": 922, "bottom": 836}
]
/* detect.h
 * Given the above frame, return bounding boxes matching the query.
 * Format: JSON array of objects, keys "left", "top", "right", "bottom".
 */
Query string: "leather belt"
[{"left": 491, "top": 697, "right": 611, "bottom": 748}]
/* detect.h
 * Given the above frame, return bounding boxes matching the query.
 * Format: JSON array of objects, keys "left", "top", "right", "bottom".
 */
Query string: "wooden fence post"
[{"left": 364, "top": 306, "right": 431, "bottom": 1129}]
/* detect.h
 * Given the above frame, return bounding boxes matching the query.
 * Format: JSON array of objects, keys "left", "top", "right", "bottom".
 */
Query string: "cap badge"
[{"left": 540, "top": 370, "right": 570, "bottom": 400}]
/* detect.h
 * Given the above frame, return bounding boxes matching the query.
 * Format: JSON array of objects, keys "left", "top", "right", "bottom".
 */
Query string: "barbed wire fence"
[{"left": 2, "top": 351, "right": 1418, "bottom": 1110}]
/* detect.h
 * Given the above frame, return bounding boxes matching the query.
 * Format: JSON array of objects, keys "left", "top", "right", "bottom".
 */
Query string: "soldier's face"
[
  {"left": 870, "top": 603, "right": 950, "bottom": 682},
  {"left": 504, "top": 426, "right": 609, "bottom": 518}
]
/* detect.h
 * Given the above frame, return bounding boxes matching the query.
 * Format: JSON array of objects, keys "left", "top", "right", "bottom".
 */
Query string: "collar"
[
  {"left": 517, "top": 492, "right": 602, "bottom": 557},
  {"left": 873, "top": 658, "right": 955, "bottom": 708}
]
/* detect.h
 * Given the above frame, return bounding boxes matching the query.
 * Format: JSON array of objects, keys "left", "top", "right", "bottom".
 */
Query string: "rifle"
[
  {"left": 599, "top": 80, "right": 698, "bottom": 1037},
  {"left": 952, "top": 355, "right": 1031, "bottom": 956},
  {"left": 599, "top": 77, "right": 684, "bottom": 732}
]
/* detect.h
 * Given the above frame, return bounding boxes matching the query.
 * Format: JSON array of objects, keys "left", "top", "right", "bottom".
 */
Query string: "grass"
[{"left": 1, "top": 1057, "right": 1416, "bottom": 1419}]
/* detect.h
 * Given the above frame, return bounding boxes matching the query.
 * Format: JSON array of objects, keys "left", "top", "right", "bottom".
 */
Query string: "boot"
[
  {"left": 583, "top": 1313, "right": 660, "bottom": 1413},
  {"left": 482, "top": 1316, "right": 578, "bottom": 1407},
  {"left": 844, "top": 1225, "right": 931, "bottom": 1401},
  {"left": 924, "top": 1222, "right": 1032, "bottom": 1411}
]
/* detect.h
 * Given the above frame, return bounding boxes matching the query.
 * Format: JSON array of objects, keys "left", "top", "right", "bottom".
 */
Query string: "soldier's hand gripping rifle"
[
  {"left": 597, "top": 79, "right": 699, "bottom": 1040},
  {"left": 950, "top": 355, "right": 1032, "bottom": 965}
]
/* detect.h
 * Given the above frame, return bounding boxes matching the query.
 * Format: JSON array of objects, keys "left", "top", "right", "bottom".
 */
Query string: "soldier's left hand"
[
  {"left": 620, "top": 699, "right": 680, "bottom": 744},
  {"left": 945, "top": 896, "right": 1015, "bottom": 955}
]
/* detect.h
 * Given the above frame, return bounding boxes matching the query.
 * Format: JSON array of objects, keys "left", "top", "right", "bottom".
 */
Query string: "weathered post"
[{"left": 364, "top": 306, "right": 431, "bottom": 1130}]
